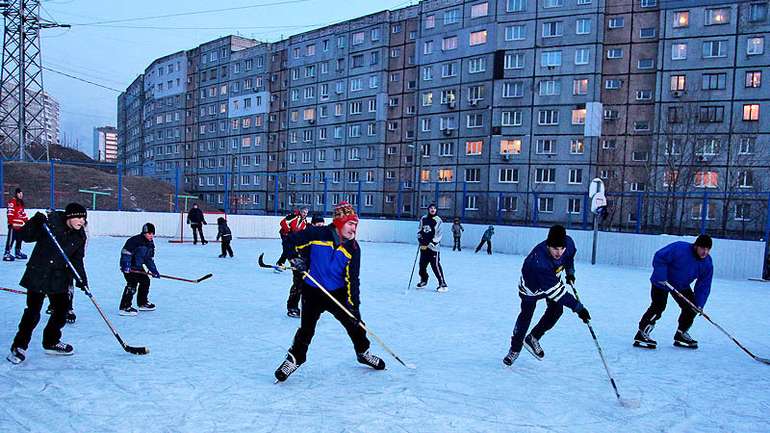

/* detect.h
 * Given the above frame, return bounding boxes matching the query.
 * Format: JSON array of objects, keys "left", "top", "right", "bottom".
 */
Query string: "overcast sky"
[{"left": 26, "top": 0, "right": 413, "bottom": 157}]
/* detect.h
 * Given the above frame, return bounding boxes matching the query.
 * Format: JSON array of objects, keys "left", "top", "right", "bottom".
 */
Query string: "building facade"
[
  {"left": 93, "top": 126, "right": 118, "bottom": 161},
  {"left": 117, "top": 0, "right": 770, "bottom": 238}
]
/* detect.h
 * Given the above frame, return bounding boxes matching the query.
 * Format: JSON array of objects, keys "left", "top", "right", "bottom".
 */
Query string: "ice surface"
[{"left": 1, "top": 236, "right": 769, "bottom": 432}]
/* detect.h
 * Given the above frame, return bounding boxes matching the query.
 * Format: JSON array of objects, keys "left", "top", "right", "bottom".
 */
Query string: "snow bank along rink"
[{"left": 0, "top": 235, "right": 769, "bottom": 433}]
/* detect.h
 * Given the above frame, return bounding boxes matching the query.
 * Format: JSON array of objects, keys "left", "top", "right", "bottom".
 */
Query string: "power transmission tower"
[{"left": 0, "top": 0, "right": 68, "bottom": 161}]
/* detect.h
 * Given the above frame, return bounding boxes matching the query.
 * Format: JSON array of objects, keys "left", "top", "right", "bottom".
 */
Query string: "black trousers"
[
  {"left": 639, "top": 285, "right": 697, "bottom": 333},
  {"left": 418, "top": 248, "right": 446, "bottom": 286},
  {"left": 220, "top": 238, "right": 233, "bottom": 256},
  {"left": 510, "top": 295, "right": 564, "bottom": 352},
  {"left": 289, "top": 284, "right": 370, "bottom": 365},
  {"left": 4, "top": 224, "right": 22, "bottom": 254},
  {"left": 191, "top": 223, "right": 206, "bottom": 243},
  {"left": 452, "top": 236, "right": 461, "bottom": 251},
  {"left": 286, "top": 270, "right": 303, "bottom": 310},
  {"left": 13, "top": 290, "right": 69, "bottom": 349},
  {"left": 121, "top": 272, "right": 151, "bottom": 308},
  {"left": 276, "top": 234, "right": 289, "bottom": 266},
  {"left": 475, "top": 239, "right": 492, "bottom": 254}
]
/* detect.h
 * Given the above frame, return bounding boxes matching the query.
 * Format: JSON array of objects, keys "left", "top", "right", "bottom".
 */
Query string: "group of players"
[{"left": 5, "top": 199, "right": 714, "bottom": 384}]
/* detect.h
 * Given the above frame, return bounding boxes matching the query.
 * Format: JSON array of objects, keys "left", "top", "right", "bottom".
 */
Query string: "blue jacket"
[
  {"left": 283, "top": 224, "right": 361, "bottom": 307},
  {"left": 519, "top": 237, "right": 581, "bottom": 312},
  {"left": 650, "top": 241, "right": 713, "bottom": 308},
  {"left": 120, "top": 234, "right": 159, "bottom": 275}
]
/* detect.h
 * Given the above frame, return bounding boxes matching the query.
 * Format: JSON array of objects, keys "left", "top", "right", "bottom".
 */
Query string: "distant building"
[{"left": 93, "top": 126, "right": 118, "bottom": 162}]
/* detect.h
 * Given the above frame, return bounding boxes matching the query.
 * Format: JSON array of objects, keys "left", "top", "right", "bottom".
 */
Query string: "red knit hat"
[{"left": 333, "top": 201, "right": 358, "bottom": 230}]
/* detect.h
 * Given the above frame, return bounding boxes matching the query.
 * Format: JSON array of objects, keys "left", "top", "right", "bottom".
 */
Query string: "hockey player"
[
  {"left": 7, "top": 203, "right": 88, "bottom": 364},
  {"left": 286, "top": 214, "right": 326, "bottom": 318},
  {"left": 475, "top": 225, "right": 495, "bottom": 255},
  {"left": 216, "top": 217, "right": 233, "bottom": 258},
  {"left": 119, "top": 223, "right": 160, "bottom": 316},
  {"left": 451, "top": 217, "right": 464, "bottom": 251},
  {"left": 634, "top": 235, "right": 713, "bottom": 350},
  {"left": 276, "top": 207, "right": 308, "bottom": 267},
  {"left": 503, "top": 225, "right": 591, "bottom": 366},
  {"left": 417, "top": 204, "right": 448, "bottom": 292},
  {"left": 274, "top": 202, "right": 385, "bottom": 382},
  {"left": 310, "top": 214, "right": 325, "bottom": 227},
  {"left": 4, "top": 188, "right": 28, "bottom": 261},
  {"left": 186, "top": 203, "right": 208, "bottom": 245}
]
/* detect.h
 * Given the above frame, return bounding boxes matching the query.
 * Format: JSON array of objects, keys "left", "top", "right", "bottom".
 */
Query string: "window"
[
  {"left": 673, "top": 11, "right": 689, "bottom": 28},
  {"left": 738, "top": 170, "right": 753, "bottom": 188},
  {"left": 438, "top": 168, "right": 454, "bottom": 182},
  {"left": 702, "top": 73, "right": 726, "bottom": 90},
  {"left": 606, "top": 110, "right": 619, "bottom": 122},
  {"left": 606, "top": 48, "right": 623, "bottom": 59},
  {"left": 505, "top": 53, "right": 525, "bottom": 69},
  {"left": 500, "top": 139, "right": 521, "bottom": 154},
  {"left": 538, "top": 109, "right": 559, "bottom": 125},
  {"left": 665, "top": 139, "right": 681, "bottom": 155},
  {"left": 441, "top": 62, "right": 457, "bottom": 77},
  {"left": 739, "top": 137, "right": 756, "bottom": 154},
  {"left": 425, "top": 15, "right": 435, "bottom": 29},
  {"left": 705, "top": 8, "right": 729, "bottom": 25},
  {"left": 539, "top": 80, "right": 561, "bottom": 96},
  {"left": 465, "top": 195, "right": 478, "bottom": 210},
  {"left": 468, "top": 57, "right": 486, "bottom": 73},
  {"left": 608, "top": 17, "right": 625, "bottom": 29},
  {"left": 750, "top": 2, "right": 768, "bottom": 22},
  {"left": 501, "top": 111, "right": 522, "bottom": 126},
  {"left": 574, "top": 48, "right": 590, "bottom": 65},
  {"left": 352, "top": 31, "right": 365, "bottom": 45},
  {"left": 505, "top": 25, "right": 526, "bottom": 41},
  {"left": 671, "top": 74, "right": 686, "bottom": 91},
  {"left": 506, "top": 0, "right": 524, "bottom": 12},
  {"left": 536, "top": 139, "right": 556, "bottom": 154},
  {"left": 442, "top": 36, "right": 458, "bottom": 51},
  {"left": 424, "top": 41, "right": 434, "bottom": 55},
  {"left": 576, "top": 19, "right": 591, "bottom": 35},
  {"left": 570, "top": 138, "right": 584, "bottom": 154},
  {"left": 743, "top": 104, "right": 760, "bottom": 121},
  {"left": 640, "top": 28, "right": 656, "bottom": 39},
  {"left": 572, "top": 108, "right": 586, "bottom": 125},
  {"left": 444, "top": 9, "right": 460, "bottom": 25},
  {"left": 638, "top": 59, "right": 654, "bottom": 69},
  {"left": 499, "top": 168, "right": 519, "bottom": 183},
  {"left": 747, "top": 37, "right": 764, "bottom": 56},
  {"left": 541, "top": 51, "right": 562, "bottom": 67},
  {"left": 605, "top": 79, "right": 622, "bottom": 90},
  {"left": 694, "top": 171, "right": 719, "bottom": 188},
  {"left": 535, "top": 168, "right": 556, "bottom": 183},
  {"left": 640, "top": 0, "right": 656, "bottom": 7},
  {"left": 702, "top": 40, "right": 727, "bottom": 58},
  {"left": 668, "top": 106, "right": 684, "bottom": 123},
  {"left": 632, "top": 151, "right": 649, "bottom": 161},
  {"left": 471, "top": 2, "right": 488, "bottom": 18},
  {"left": 503, "top": 81, "right": 524, "bottom": 98},
  {"left": 696, "top": 138, "right": 720, "bottom": 156},
  {"left": 542, "top": 21, "right": 563, "bottom": 38},
  {"left": 746, "top": 71, "right": 762, "bottom": 88},
  {"left": 538, "top": 197, "right": 554, "bottom": 213},
  {"left": 465, "top": 168, "right": 481, "bottom": 182},
  {"left": 466, "top": 140, "right": 483, "bottom": 155},
  {"left": 672, "top": 43, "right": 687, "bottom": 60},
  {"left": 636, "top": 90, "right": 653, "bottom": 100},
  {"left": 735, "top": 203, "right": 752, "bottom": 221},
  {"left": 633, "top": 120, "right": 650, "bottom": 131},
  {"left": 568, "top": 198, "right": 582, "bottom": 214},
  {"left": 544, "top": 0, "right": 563, "bottom": 8},
  {"left": 439, "top": 142, "right": 453, "bottom": 156},
  {"left": 469, "top": 30, "right": 488, "bottom": 46},
  {"left": 573, "top": 79, "right": 588, "bottom": 95}
]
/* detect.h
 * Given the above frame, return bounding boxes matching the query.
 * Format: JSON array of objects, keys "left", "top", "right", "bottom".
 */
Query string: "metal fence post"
[
  {"left": 0, "top": 159, "right": 4, "bottom": 203},
  {"left": 533, "top": 192, "right": 539, "bottom": 226},
  {"left": 224, "top": 173, "right": 230, "bottom": 214},
  {"left": 582, "top": 192, "right": 589, "bottom": 230},
  {"left": 636, "top": 192, "right": 643, "bottom": 234},
  {"left": 357, "top": 180, "right": 362, "bottom": 215},
  {"left": 434, "top": 181, "right": 439, "bottom": 206},
  {"left": 496, "top": 192, "right": 503, "bottom": 225},
  {"left": 700, "top": 191, "right": 708, "bottom": 234},
  {"left": 396, "top": 181, "right": 403, "bottom": 219},
  {"left": 273, "top": 175, "right": 279, "bottom": 216},
  {"left": 117, "top": 162, "right": 123, "bottom": 211},
  {"left": 49, "top": 160, "right": 55, "bottom": 210},
  {"left": 323, "top": 175, "right": 329, "bottom": 216},
  {"left": 461, "top": 181, "right": 467, "bottom": 220},
  {"left": 174, "top": 166, "right": 180, "bottom": 213}
]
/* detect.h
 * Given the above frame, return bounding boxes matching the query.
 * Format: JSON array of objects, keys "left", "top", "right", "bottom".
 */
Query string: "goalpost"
[{"left": 168, "top": 211, "right": 227, "bottom": 244}]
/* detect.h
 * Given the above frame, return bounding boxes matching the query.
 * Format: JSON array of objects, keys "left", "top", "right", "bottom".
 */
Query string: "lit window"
[
  {"left": 471, "top": 2, "right": 488, "bottom": 18},
  {"left": 469, "top": 30, "right": 488, "bottom": 46},
  {"left": 500, "top": 139, "right": 521, "bottom": 154},
  {"left": 705, "top": 8, "right": 729, "bottom": 25},
  {"left": 743, "top": 104, "right": 760, "bottom": 121},
  {"left": 673, "top": 11, "right": 689, "bottom": 28},
  {"left": 466, "top": 140, "right": 483, "bottom": 155},
  {"left": 747, "top": 37, "right": 764, "bottom": 56}
]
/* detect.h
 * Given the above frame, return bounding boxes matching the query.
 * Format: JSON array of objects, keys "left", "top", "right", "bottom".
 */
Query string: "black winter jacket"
[
  {"left": 187, "top": 208, "right": 206, "bottom": 225},
  {"left": 19, "top": 211, "right": 87, "bottom": 294}
]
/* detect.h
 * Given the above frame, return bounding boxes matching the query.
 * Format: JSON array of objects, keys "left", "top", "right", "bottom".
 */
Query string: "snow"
[{"left": 1, "top": 235, "right": 769, "bottom": 433}]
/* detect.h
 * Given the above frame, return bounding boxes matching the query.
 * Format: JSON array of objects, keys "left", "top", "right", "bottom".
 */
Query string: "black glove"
[
  {"left": 565, "top": 274, "right": 575, "bottom": 285},
  {"left": 577, "top": 306, "right": 591, "bottom": 324},
  {"left": 151, "top": 271, "right": 161, "bottom": 278},
  {"left": 30, "top": 212, "right": 48, "bottom": 226},
  {"left": 75, "top": 279, "right": 88, "bottom": 292},
  {"left": 289, "top": 257, "right": 308, "bottom": 272}
]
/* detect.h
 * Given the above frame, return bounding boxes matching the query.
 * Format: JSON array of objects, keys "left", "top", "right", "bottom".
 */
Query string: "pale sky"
[{"left": 25, "top": 0, "right": 414, "bottom": 156}]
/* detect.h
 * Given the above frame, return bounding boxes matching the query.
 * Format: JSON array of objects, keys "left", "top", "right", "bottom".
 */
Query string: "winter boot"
[
  {"left": 119, "top": 307, "right": 138, "bottom": 316},
  {"left": 138, "top": 302, "right": 156, "bottom": 311},
  {"left": 673, "top": 329, "right": 698, "bottom": 349},
  {"left": 287, "top": 308, "right": 301, "bottom": 318},
  {"left": 7, "top": 346, "right": 26, "bottom": 364},
  {"left": 66, "top": 310, "right": 77, "bottom": 324},
  {"left": 218, "top": 253, "right": 226, "bottom": 258},
  {"left": 436, "top": 284, "right": 449, "bottom": 293},
  {"left": 633, "top": 324, "right": 657, "bottom": 349},
  {"left": 356, "top": 349, "right": 386, "bottom": 370},
  {"left": 274, "top": 352, "right": 300, "bottom": 382},
  {"left": 14, "top": 251, "right": 27, "bottom": 260},
  {"left": 503, "top": 347, "right": 520, "bottom": 366},
  {"left": 3, "top": 252, "right": 14, "bottom": 261},
  {"left": 43, "top": 342, "right": 74, "bottom": 356},
  {"left": 524, "top": 334, "right": 545, "bottom": 360},
  {"left": 416, "top": 280, "right": 428, "bottom": 289}
]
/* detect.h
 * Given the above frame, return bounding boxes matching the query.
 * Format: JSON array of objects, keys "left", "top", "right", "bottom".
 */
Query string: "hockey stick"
[
  {"left": 568, "top": 283, "right": 639, "bottom": 408},
  {"left": 405, "top": 247, "right": 419, "bottom": 294},
  {"left": 0, "top": 286, "right": 27, "bottom": 295},
  {"left": 664, "top": 282, "right": 770, "bottom": 365},
  {"left": 129, "top": 270, "right": 212, "bottom": 283},
  {"left": 42, "top": 223, "right": 149, "bottom": 356},
  {"left": 258, "top": 253, "right": 416, "bottom": 369}
]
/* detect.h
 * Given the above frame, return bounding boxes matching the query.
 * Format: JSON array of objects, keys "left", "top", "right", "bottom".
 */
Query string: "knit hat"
[
  {"left": 217, "top": 217, "right": 226, "bottom": 225},
  {"left": 141, "top": 222, "right": 156, "bottom": 234},
  {"left": 311, "top": 214, "right": 325, "bottom": 225},
  {"left": 695, "top": 234, "right": 712, "bottom": 249},
  {"left": 546, "top": 225, "right": 567, "bottom": 248},
  {"left": 14, "top": 188, "right": 22, "bottom": 195},
  {"left": 64, "top": 203, "right": 87, "bottom": 220},
  {"left": 332, "top": 201, "right": 358, "bottom": 230}
]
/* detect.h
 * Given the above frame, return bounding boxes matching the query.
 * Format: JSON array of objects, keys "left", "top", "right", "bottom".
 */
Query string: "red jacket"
[
  {"left": 279, "top": 211, "right": 307, "bottom": 236},
  {"left": 7, "top": 197, "right": 28, "bottom": 230}
]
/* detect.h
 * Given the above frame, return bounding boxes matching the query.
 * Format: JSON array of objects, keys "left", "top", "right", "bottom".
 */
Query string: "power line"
[
  {"left": 72, "top": 0, "right": 312, "bottom": 26},
  {"left": 43, "top": 66, "right": 123, "bottom": 93}
]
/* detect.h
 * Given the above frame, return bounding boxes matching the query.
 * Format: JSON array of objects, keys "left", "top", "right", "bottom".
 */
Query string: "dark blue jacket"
[
  {"left": 650, "top": 241, "right": 713, "bottom": 308},
  {"left": 519, "top": 237, "right": 581, "bottom": 312},
  {"left": 283, "top": 224, "right": 361, "bottom": 307},
  {"left": 120, "top": 234, "right": 159, "bottom": 275}
]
